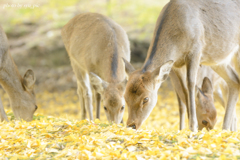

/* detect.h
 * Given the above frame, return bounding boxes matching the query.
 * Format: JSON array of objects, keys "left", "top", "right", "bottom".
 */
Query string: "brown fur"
[
  {"left": 0, "top": 25, "right": 37, "bottom": 122},
  {"left": 61, "top": 13, "right": 130, "bottom": 123},
  {"left": 124, "top": 0, "right": 240, "bottom": 131}
]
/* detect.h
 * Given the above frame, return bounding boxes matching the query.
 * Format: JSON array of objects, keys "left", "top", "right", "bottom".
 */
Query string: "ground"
[{"left": 1, "top": 89, "right": 240, "bottom": 159}]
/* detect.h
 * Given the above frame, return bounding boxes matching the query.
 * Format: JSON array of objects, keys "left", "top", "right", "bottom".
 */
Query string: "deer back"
[{"left": 61, "top": 13, "right": 130, "bottom": 83}]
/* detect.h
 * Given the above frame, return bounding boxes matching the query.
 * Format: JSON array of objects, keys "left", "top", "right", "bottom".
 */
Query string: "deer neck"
[
  {"left": 108, "top": 57, "right": 125, "bottom": 83},
  {"left": 106, "top": 43, "right": 126, "bottom": 83},
  {"left": 141, "top": 3, "right": 178, "bottom": 72},
  {"left": 142, "top": 39, "right": 177, "bottom": 72},
  {"left": 142, "top": 2, "right": 186, "bottom": 72},
  {"left": 0, "top": 52, "right": 24, "bottom": 105}
]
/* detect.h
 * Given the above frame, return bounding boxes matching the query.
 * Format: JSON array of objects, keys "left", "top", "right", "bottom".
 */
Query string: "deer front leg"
[
  {"left": 77, "top": 85, "right": 86, "bottom": 120},
  {"left": 96, "top": 92, "right": 101, "bottom": 119},
  {"left": 0, "top": 97, "right": 9, "bottom": 122},
  {"left": 230, "top": 111, "right": 237, "bottom": 131},
  {"left": 170, "top": 70, "right": 188, "bottom": 130},
  {"left": 79, "top": 74, "right": 93, "bottom": 121},
  {"left": 73, "top": 66, "right": 94, "bottom": 121},
  {"left": 186, "top": 49, "right": 201, "bottom": 132},
  {"left": 211, "top": 64, "right": 239, "bottom": 131},
  {"left": 176, "top": 94, "right": 186, "bottom": 130}
]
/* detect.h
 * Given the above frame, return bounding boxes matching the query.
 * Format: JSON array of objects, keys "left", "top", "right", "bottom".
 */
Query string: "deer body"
[
  {"left": 123, "top": 0, "right": 240, "bottom": 131},
  {"left": 61, "top": 13, "right": 130, "bottom": 123},
  {"left": 0, "top": 26, "right": 37, "bottom": 122}
]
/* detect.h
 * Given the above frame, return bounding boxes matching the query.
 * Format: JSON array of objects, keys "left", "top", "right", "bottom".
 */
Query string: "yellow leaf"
[
  {"left": 94, "top": 119, "right": 101, "bottom": 124},
  {"left": 224, "top": 146, "right": 233, "bottom": 154},
  {"left": 202, "top": 133, "right": 211, "bottom": 141},
  {"left": 159, "top": 154, "right": 167, "bottom": 160},
  {"left": 219, "top": 155, "right": 226, "bottom": 160},
  {"left": 227, "top": 138, "right": 239, "bottom": 143},
  {"left": 9, "top": 157, "right": 18, "bottom": 160},
  {"left": 196, "top": 157, "right": 201, "bottom": 160}
]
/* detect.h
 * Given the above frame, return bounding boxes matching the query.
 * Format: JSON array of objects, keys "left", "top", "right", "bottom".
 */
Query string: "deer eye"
[
  {"left": 104, "top": 106, "right": 107, "bottom": 111},
  {"left": 121, "top": 105, "right": 125, "bottom": 111},
  {"left": 143, "top": 97, "right": 149, "bottom": 104},
  {"left": 202, "top": 120, "right": 208, "bottom": 126}
]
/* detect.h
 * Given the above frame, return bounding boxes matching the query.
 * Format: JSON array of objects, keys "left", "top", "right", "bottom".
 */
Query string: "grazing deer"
[
  {"left": 171, "top": 65, "right": 237, "bottom": 131},
  {"left": 172, "top": 65, "right": 237, "bottom": 131},
  {"left": 61, "top": 13, "right": 130, "bottom": 123},
  {"left": 0, "top": 25, "right": 37, "bottom": 122},
  {"left": 123, "top": 0, "right": 240, "bottom": 131}
]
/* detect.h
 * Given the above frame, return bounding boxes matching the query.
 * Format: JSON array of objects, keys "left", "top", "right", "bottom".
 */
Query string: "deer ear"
[
  {"left": 90, "top": 72, "right": 108, "bottom": 94},
  {"left": 202, "top": 77, "right": 213, "bottom": 94},
  {"left": 196, "top": 87, "right": 207, "bottom": 112},
  {"left": 122, "top": 58, "right": 135, "bottom": 76},
  {"left": 196, "top": 87, "right": 205, "bottom": 99},
  {"left": 151, "top": 60, "right": 174, "bottom": 82},
  {"left": 23, "top": 69, "right": 36, "bottom": 91}
]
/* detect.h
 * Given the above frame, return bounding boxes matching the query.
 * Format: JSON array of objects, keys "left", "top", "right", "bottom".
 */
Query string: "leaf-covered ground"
[{"left": 1, "top": 89, "right": 240, "bottom": 159}]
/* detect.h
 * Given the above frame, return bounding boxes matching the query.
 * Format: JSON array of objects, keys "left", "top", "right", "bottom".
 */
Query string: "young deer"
[
  {"left": 61, "top": 13, "right": 130, "bottom": 123},
  {"left": 195, "top": 77, "right": 218, "bottom": 130},
  {"left": 123, "top": 0, "right": 240, "bottom": 131},
  {"left": 171, "top": 65, "right": 235, "bottom": 130},
  {"left": 0, "top": 25, "right": 37, "bottom": 122},
  {"left": 172, "top": 65, "right": 237, "bottom": 131}
]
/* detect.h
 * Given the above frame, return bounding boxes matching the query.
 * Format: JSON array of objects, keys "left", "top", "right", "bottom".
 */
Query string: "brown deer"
[
  {"left": 171, "top": 66, "right": 236, "bottom": 131},
  {"left": 61, "top": 13, "right": 130, "bottom": 123},
  {"left": 123, "top": 0, "right": 240, "bottom": 131},
  {"left": 0, "top": 25, "right": 37, "bottom": 122},
  {"left": 170, "top": 66, "right": 216, "bottom": 130}
]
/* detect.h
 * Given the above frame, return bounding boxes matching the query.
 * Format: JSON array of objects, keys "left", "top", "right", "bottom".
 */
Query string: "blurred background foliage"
[
  {"left": 0, "top": 0, "right": 169, "bottom": 93},
  {"left": 2, "top": 0, "right": 168, "bottom": 40}
]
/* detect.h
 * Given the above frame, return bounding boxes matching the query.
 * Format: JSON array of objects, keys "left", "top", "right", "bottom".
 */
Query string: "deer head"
[
  {"left": 123, "top": 59, "right": 174, "bottom": 129},
  {"left": 196, "top": 77, "right": 217, "bottom": 130},
  {"left": 11, "top": 69, "right": 37, "bottom": 121},
  {"left": 90, "top": 72, "right": 126, "bottom": 124}
]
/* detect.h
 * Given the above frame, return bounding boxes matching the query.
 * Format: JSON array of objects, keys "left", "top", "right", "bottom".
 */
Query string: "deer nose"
[
  {"left": 128, "top": 124, "right": 136, "bottom": 129},
  {"left": 35, "top": 105, "right": 38, "bottom": 110}
]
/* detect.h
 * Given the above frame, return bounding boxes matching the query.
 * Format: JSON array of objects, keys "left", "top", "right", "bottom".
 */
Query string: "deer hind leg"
[
  {"left": 214, "top": 84, "right": 237, "bottom": 130},
  {"left": 211, "top": 64, "right": 239, "bottom": 131},
  {"left": 121, "top": 119, "right": 124, "bottom": 124},
  {"left": 185, "top": 47, "right": 202, "bottom": 132},
  {"left": 233, "top": 50, "right": 240, "bottom": 77},
  {"left": 213, "top": 87, "right": 225, "bottom": 108},
  {"left": 95, "top": 92, "right": 101, "bottom": 119},
  {"left": 0, "top": 97, "right": 9, "bottom": 122},
  {"left": 229, "top": 50, "right": 240, "bottom": 131}
]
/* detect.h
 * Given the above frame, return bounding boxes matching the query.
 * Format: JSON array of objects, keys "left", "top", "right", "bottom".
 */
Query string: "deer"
[
  {"left": 0, "top": 25, "right": 37, "bottom": 122},
  {"left": 170, "top": 66, "right": 217, "bottom": 130},
  {"left": 123, "top": 0, "right": 240, "bottom": 131},
  {"left": 171, "top": 65, "right": 237, "bottom": 131},
  {"left": 61, "top": 13, "right": 130, "bottom": 124}
]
